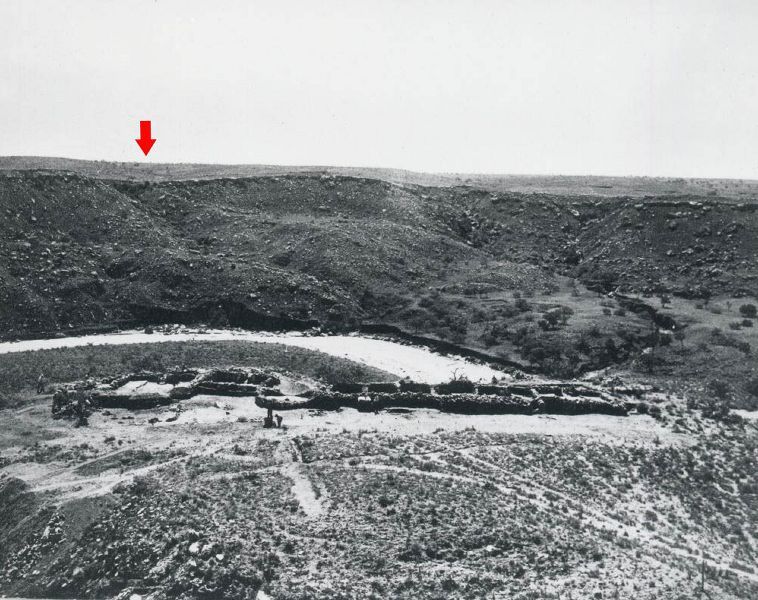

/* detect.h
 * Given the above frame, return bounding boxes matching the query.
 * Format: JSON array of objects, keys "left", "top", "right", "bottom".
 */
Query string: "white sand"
[
  {"left": 151, "top": 399, "right": 676, "bottom": 444},
  {"left": 733, "top": 409, "right": 758, "bottom": 420},
  {"left": 0, "top": 329, "right": 506, "bottom": 383},
  {"left": 115, "top": 381, "right": 174, "bottom": 395}
]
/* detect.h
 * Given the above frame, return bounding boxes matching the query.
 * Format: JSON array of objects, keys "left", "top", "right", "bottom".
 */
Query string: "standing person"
[
  {"left": 73, "top": 385, "right": 90, "bottom": 427},
  {"left": 51, "top": 388, "right": 66, "bottom": 417},
  {"left": 275, "top": 414, "right": 283, "bottom": 428},
  {"left": 37, "top": 373, "right": 47, "bottom": 394}
]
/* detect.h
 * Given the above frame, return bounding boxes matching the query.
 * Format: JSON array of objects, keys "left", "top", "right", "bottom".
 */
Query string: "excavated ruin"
[
  {"left": 51, "top": 366, "right": 648, "bottom": 420},
  {"left": 51, "top": 367, "right": 281, "bottom": 417},
  {"left": 257, "top": 380, "right": 638, "bottom": 416}
]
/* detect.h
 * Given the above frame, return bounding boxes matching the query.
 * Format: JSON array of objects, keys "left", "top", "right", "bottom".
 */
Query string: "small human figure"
[
  {"left": 51, "top": 388, "right": 66, "bottom": 418},
  {"left": 357, "top": 386, "right": 371, "bottom": 404},
  {"left": 37, "top": 373, "right": 47, "bottom": 394},
  {"left": 357, "top": 386, "right": 376, "bottom": 413},
  {"left": 275, "top": 414, "right": 283, "bottom": 428},
  {"left": 264, "top": 407, "right": 274, "bottom": 428},
  {"left": 72, "top": 385, "right": 91, "bottom": 427},
  {"left": 73, "top": 394, "right": 86, "bottom": 427}
]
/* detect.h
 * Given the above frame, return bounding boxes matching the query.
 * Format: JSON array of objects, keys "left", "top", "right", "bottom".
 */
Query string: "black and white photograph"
[{"left": 1, "top": 1, "right": 757, "bottom": 598}]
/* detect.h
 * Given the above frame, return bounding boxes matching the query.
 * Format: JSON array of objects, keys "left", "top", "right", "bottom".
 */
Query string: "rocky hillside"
[{"left": 1, "top": 162, "right": 756, "bottom": 398}]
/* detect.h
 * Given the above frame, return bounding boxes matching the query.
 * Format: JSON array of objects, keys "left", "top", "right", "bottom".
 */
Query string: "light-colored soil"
[
  {"left": 2, "top": 391, "right": 756, "bottom": 599},
  {"left": 1, "top": 334, "right": 756, "bottom": 599},
  {"left": 114, "top": 381, "right": 174, "bottom": 395},
  {"left": 0, "top": 392, "right": 677, "bottom": 503},
  {"left": 0, "top": 330, "right": 506, "bottom": 383}
]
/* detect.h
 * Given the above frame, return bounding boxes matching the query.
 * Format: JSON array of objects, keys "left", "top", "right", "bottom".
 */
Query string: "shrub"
[
  {"left": 399, "top": 542, "right": 426, "bottom": 562},
  {"left": 708, "top": 379, "right": 730, "bottom": 400},
  {"left": 636, "top": 352, "right": 659, "bottom": 374},
  {"left": 481, "top": 322, "right": 508, "bottom": 347},
  {"left": 739, "top": 303, "right": 757, "bottom": 318},
  {"left": 701, "top": 399, "right": 734, "bottom": 422},
  {"left": 515, "top": 298, "right": 530, "bottom": 312},
  {"left": 129, "top": 475, "right": 159, "bottom": 496},
  {"left": 543, "top": 311, "right": 561, "bottom": 328},
  {"left": 592, "top": 269, "right": 619, "bottom": 291}
]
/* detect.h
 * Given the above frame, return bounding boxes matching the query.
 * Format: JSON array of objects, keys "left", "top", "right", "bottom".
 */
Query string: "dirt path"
[
  {"left": 281, "top": 462, "right": 324, "bottom": 519},
  {"left": 280, "top": 439, "right": 325, "bottom": 519}
]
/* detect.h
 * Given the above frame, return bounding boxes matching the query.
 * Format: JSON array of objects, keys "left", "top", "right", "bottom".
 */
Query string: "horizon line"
[{"left": 1, "top": 155, "right": 757, "bottom": 184}]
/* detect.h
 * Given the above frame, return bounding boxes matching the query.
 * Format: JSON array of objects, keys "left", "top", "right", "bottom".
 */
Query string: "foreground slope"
[{"left": 1, "top": 378, "right": 756, "bottom": 600}]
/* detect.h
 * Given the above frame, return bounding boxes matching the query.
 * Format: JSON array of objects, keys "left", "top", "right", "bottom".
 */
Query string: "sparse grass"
[
  {"left": 0, "top": 340, "right": 396, "bottom": 395},
  {"left": 1, "top": 408, "right": 757, "bottom": 599}
]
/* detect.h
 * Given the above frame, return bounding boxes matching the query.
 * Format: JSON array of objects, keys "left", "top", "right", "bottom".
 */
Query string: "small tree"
[
  {"left": 708, "top": 379, "right": 730, "bottom": 400},
  {"left": 638, "top": 351, "right": 657, "bottom": 374},
  {"left": 739, "top": 303, "right": 757, "bottom": 319},
  {"left": 515, "top": 298, "right": 530, "bottom": 313},
  {"left": 544, "top": 310, "right": 561, "bottom": 329},
  {"left": 604, "top": 338, "right": 618, "bottom": 360}
]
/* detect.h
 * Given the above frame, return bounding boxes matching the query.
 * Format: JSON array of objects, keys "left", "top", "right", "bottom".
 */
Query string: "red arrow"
[{"left": 135, "top": 120, "right": 156, "bottom": 156}]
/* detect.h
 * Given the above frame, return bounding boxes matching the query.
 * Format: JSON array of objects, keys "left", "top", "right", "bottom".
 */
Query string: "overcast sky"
[{"left": 1, "top": 0, "right": 756, "bottom": 178}]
